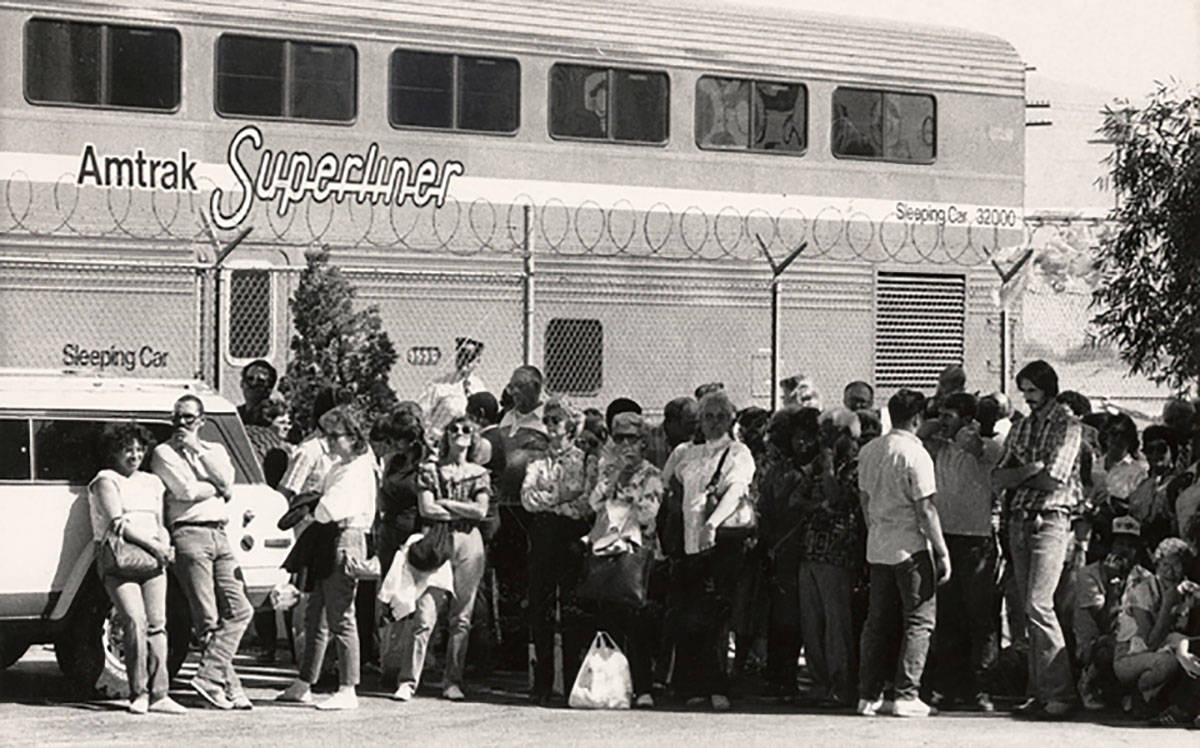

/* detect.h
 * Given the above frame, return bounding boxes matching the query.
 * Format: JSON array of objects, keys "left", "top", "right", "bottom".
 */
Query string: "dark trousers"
[
  {"left": 858, "top": 551, "right": 937, "bottom": 702},
  {"left": 765, "top": 542, "right": 802, "bottom": 689},
  {"left": 671, "top": 534, "right": 748, "bottom": 698},
  {"left": 594, "top": 604, "right": 653, "bottom": 696},
  {"left": 527, "top": 513, "right": 589, "bottom": 696},
  {"left": 797, "top": 561, "right": 857, "bottom": 703},
  {"left": 924, "top": 535, "right": 999, "bottom": 700}
]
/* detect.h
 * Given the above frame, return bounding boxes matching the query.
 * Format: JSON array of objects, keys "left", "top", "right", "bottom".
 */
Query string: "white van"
[{"left": 0, "top": 372, "right": 292, "bottom": 696}]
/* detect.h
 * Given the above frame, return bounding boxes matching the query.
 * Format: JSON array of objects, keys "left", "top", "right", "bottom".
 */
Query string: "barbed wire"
[{"left": 0, "top": 172, "right": 1116, "bottom": 266}]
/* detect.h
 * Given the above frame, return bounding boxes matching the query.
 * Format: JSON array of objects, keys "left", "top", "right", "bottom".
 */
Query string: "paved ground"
[{"left": 0, "top": 648, "right": 1195, "bottom": 747}]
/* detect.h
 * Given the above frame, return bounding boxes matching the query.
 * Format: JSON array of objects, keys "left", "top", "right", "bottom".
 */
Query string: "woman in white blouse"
[
  {"left": 662, "top": 390, "right": 756, "bottom": 711},
  {"left": 277, "top": 406, "right": 376, "bottom": 711},
  {"left": 88, "top": 423, "right": 186, "bottom": 715}
]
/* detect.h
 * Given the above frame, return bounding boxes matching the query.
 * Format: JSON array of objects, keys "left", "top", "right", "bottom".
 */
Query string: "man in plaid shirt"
[{"left": 993, "top": 360, "right": 1082, "bottom": 719}]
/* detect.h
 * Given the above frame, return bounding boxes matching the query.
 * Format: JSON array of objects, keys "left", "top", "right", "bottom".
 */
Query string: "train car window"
[
  {"left": 390, "top": 51, "right": 519, "bottom": 133},
  {"left": 25, "top": 19, "right": 180, "bottom": 111},
  {"left": 544, "top": 319, "right": 603, "bottom": 395},
  {"left": 390, "top": 50, "right": 454, "bottom": 128},
  {"left": 551, "top": 64, "right": 668, "bottom": 144},
  {"left": 832, "top": 87, "right": 936, "bottom": 163},
  {"left": 458, "top": 57, "right": 519, "bottom": 133},
  {"left": 217, "top": 34, "right": 356, "bottom": 122},
  {"left": 0, "top": 420, "right": 31, "bottom": 480},
  {"left": 696, "top": 76, "right": 806, "bottom": 153}
]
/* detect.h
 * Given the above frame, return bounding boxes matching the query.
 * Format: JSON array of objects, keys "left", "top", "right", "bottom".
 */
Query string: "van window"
[
  {"left": 25, "top": 18, "right": 180, "bottom": 111},
  {"left": 33, "top": 420, "right": 106, "bottom": 483},
  {"left": 550, "top": 64, "right": 668, "bottom": 144},
  {"left": 696, "top": 76, "right": 806, "bottom": 153},
  {"left": 389, "top": 50, "right": 519, "bottom": 133},
  {"left": 216, "top": 34, "right": 356, "bottom": 122},
  {"left": 0, "top": 419, "right": 31, "bottom": 480},
  {"left": 832, "top": 87, "right": 935, "bottom": 163}
]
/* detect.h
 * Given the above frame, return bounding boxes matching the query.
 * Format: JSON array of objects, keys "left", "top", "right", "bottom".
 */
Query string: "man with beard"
[{"left": 993, "top": 360, "right": 1082, "bottom": 720}]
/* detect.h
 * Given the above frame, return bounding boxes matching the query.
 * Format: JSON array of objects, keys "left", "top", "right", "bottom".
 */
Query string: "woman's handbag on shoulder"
[
  {"left": 703, "top": 447, "right": 757, "bottom": 536},
  {"left": 97, "top": 517, "right": 162, "bottom": 581}
]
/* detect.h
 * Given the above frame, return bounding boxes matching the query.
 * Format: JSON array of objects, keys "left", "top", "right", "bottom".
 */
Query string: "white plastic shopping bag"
[{"left": 568, "top": 631, "right": 633, "bottom": 709}]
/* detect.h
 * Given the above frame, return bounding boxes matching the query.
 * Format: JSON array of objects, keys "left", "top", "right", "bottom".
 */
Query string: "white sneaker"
[
  {"left": 392, "top": 683, "right": 415, "bottom": 702},
  {"left": 275, "top": 680, "right": 313, "bottom": 704},
  {"left": 148, "top": 695, "right": 188, "bottom": 715},
  {"left": 315, "top": 688, "right": 358, "bottom": 711},
  {"left": 710, "top": 694, "right": 731, "bottom": 711},
  {"left": 635, "top": 693, "right": 655, "bottom": 709},
  {"left": 128, "top": 693, "right": 149, "bottom": 715},
  {"left": 892, "top": 698, "right": 936, "bottom": 717},
  {"left": 442, "top": 685, "right": 466, "bottom": 702},
  {"left": 856, "top": 698, "right": 883, "bottom": 716}
]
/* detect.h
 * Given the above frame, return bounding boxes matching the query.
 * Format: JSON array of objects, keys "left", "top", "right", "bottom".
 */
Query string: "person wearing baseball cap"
[{"left": 1073, "top": 515, "right": 1142, "bottom": 710}]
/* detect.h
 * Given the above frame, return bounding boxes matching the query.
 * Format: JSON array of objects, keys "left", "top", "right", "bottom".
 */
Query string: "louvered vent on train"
[{"left": 874, "top": 272, "right": 965, "bottom": 389}]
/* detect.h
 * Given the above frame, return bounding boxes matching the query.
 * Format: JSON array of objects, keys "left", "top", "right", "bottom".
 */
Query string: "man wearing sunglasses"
[
  {"left": 236, "top": 359, "right": 278, "bottom": 426},
  {"left": 151, "top": 394, "right": 252, "bottom": 711}
]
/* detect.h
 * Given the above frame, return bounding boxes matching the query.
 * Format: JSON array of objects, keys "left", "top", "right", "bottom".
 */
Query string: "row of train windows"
[{"left": 23, "top": 18, "right": 937, "bottom": 163}]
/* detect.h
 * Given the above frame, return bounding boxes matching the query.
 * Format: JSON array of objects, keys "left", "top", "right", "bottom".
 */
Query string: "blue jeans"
[
  {"left": 924, "top": 534, "right": 999, "bottom": 699},
  {"left": 1008, "top": 512, "right": 1074, "bottom": 703},
  {"left": 858, "top": 551, "right": 937, "bottom": 702},
  {"left": 300, "top": 529, "right": 365, "bottom": 687},
  {"left": 103, "top": 570, "right": 168, "bottom": 699},
  {"left": 171, "top": 525, "right": 252, "bottom": 688}
]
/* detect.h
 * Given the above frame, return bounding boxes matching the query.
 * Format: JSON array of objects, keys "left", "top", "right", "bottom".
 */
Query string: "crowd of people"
[{"left": 87, "top": 345, "right": 1200, "bottom": 728}]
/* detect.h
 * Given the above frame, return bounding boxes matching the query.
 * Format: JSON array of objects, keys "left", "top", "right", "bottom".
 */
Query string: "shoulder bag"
[
  {"left": 704, "top": 447, "right": 758, "bottom": 536},
  {"left": 97, "top": 516, "right": 162, "bottom": 582}
]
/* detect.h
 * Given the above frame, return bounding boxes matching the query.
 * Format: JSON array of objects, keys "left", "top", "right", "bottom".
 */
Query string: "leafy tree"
[
  {"left": 1093, "top": 84, "right": 1200, "bottom": 389},
  {"left": 282, "top": 248, "right": 398, "bottom": 434}
]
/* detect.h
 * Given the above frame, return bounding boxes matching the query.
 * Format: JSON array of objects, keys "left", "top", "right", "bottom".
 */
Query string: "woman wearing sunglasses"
[
  {"left": 522, "top": 397, "right": 591, "bottom": 704},
  {"left": 585, "top": 411, "right": 663, "bottom": 708},
  {"left": 394, "top": 415, "right": 491, "bottom": 702},
  {"left": 277, "top": 406, "right": 376, "bottom": 711}
]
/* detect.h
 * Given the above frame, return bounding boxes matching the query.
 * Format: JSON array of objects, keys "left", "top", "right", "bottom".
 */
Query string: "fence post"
[
  {"left": 756, "top": 235, "right": 807, "bottom": 410},
  {"left": 522, "top": 204, "right": 535, "bottom": 367}
]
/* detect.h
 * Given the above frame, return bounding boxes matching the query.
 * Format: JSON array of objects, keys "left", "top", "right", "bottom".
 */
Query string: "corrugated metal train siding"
[{"left": 10, "top": 0, "right": 1024, "bottom": 96}]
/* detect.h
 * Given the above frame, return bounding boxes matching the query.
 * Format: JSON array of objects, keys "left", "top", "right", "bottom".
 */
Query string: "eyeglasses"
[
  {"left": 243, "top": 375, "right": 271, "bottom": 386},
  {"left": 612, "top": 433, "right": 641, "bottom": 444},
  {"left": 447, "top": 424, "right": 475, "bottom": 436},
  {"left": 322, "top": 429, "right": 351, "bottom": 439},
  {"left": 174, "top": 413, "right": 202, "bottom": 424},
  {"left": 543, "top": 414, "right": 565, "bottom": 426}
]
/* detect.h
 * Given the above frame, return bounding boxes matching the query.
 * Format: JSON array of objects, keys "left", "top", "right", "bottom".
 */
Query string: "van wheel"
[
  {"left": 54, "top": 572, "right": 192, "bottom": 698},
  {"left": 0, "top": 635, "right": 29, "bottom": 669}
]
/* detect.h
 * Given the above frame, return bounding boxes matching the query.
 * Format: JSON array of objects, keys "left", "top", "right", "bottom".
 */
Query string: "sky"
[{"left": 717, "top": 0, "right": 1200, "bottom": 211}]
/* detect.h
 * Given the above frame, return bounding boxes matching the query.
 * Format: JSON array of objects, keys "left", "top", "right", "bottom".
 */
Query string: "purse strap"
[{"left": 706, "top": 447, "right": 732, "bottom": 494}]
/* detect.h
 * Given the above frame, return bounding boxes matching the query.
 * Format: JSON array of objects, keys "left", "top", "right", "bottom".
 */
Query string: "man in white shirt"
[
  {"left": 856, "top": 389, "right": 951, "bottom": 718},
  {"left": 151, "top": 394, "right": 251, "bottom": 710}
]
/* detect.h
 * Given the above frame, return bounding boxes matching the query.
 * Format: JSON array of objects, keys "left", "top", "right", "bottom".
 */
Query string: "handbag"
[
  {"left": 703, "top": 446, "right": 757, "bottom": 535},
  {"left": 96, "top": 516, "right": 162, "bottom": 581},
  {"left": 407, "top": 521, "right": 454, "bottom": 572}
]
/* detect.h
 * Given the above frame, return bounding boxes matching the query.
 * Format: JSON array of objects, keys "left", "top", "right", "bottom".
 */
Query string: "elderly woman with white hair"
[
  {"left": 662, "top": 389, "right": 756, "bottom": 711},
  {"left": 521, "top": 396, "right": 592, "bottom": 705},
  {"left": 1112, "top": 537, "right": 1197, "bottom": 706}
]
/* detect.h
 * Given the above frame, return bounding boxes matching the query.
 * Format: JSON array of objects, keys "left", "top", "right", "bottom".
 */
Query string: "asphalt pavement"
[{"left": 0, "top": 647, "right": 1194, "bottom": 747}]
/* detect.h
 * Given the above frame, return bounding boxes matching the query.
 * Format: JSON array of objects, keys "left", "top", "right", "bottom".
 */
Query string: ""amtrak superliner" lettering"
[{"left": 209, "top": 125, "right": 464, "bottom": 230}]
